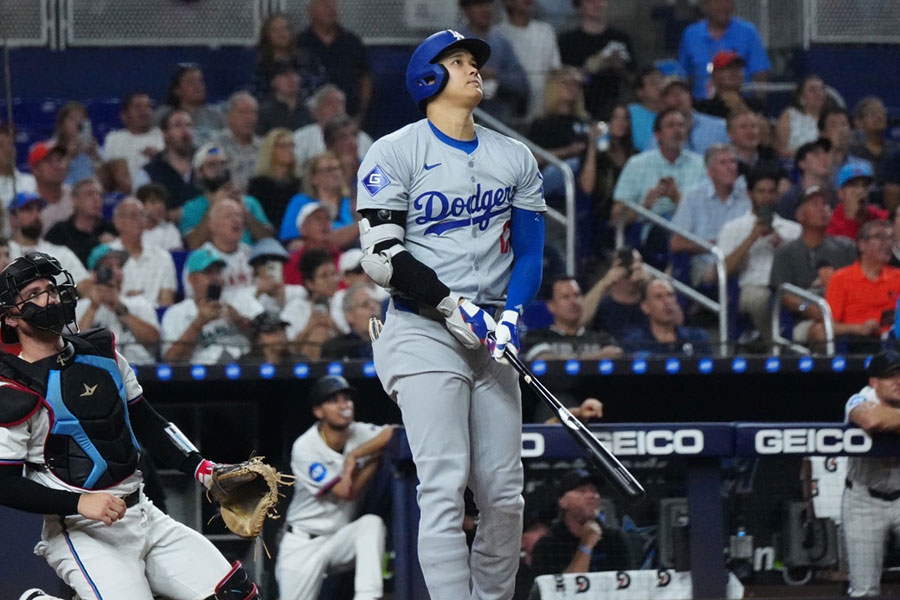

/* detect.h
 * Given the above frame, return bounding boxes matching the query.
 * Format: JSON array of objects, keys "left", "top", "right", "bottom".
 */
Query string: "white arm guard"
[{"left": 359, "top": 216, "right": 407, "bottom": 287}]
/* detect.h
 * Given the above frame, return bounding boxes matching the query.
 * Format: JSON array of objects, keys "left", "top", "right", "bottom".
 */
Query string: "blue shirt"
[
  {"left": 279, "top": 193, "right": 355, "bottom": 241},
  {"left": 671, "top": 177, "right": 751, "bottom": 243},
  {"left": 628, "top": 102, "right": 656, "bottom": 151},
  {"left": 622, "top": 324, "right": 712, "bottom": 355},
  {"left": 678, "top": 17, "right": 771, "bottom": 99},
  {"left": 179, "top": 194, "right": 272, "bottom": 245}
]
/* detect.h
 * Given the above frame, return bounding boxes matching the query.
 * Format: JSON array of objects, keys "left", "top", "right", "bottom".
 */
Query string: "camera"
[
  {"left": 96, "top": 266, "right": 114, "bottom": 286},
  {"left": 206, "top": 283, "right": 222, "bottom": 301}
]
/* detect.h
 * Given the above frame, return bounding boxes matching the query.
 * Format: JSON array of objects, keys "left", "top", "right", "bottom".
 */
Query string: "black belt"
[
  {"left": 285, "top": 524, "right": 319, "bottom": 538},
  {"left": 122, "top": 489, "right": 141, "bottom": 508},
  {"left": 392, "top": 296, "right": 503, "bottom": 320},
  {"left": 846, "top": 478, "right": 900, "bottom": 502}
]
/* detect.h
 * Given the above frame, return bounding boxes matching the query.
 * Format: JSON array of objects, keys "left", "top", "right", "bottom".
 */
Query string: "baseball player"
[
  {"left": 842, "top": 350, "right": 900, "bottom": 597},
  {"left": 0, "top": 251, "right": 260, "bottom": 599},
  {"left": 276, "top": 375, "right": 394, "bottom": 600},
  {"left": 356, "top": 29, "right": 546, "bottom": 600}
]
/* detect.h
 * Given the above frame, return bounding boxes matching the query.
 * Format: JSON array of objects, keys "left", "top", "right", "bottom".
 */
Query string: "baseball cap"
[
  {"left": 794, "top": 138, "right": 832, "bottom": 165},
  {"left": 185, "top": 247, "right": 226, "bottom": 274},
  {"left": 8, "top": 191, "right": 47, "bottom": 213},
  {"left": 252, "top": 311, "right": 289, "bottom": 334},
  {"left": 711, "top": 50, "right": 746, "bottom": 71},
  {"left": 795, "top": 185, "right": 828, "bottom": 212},
  {"left": 86, "top": 244, "right": 129, "bottom": 271},
  {"left": 661, "top": 75, "right": 690, "bottom": 95},
  {"left": 837, "top": 162, "right": 875, "bottom": 188},
  {"left": 295, "top": 202, "right": 329, "bottom": 233},
  {"left": 249, "top": 237, "right": 290, "bottom": 266},
  {"left": 28, "top": 140, "right": 65, "bottom": 171},
  {"left": 867, "top": 351, "right": 900, "bottom": 378},
  {"left": 557, "top": 468, "right": 600, "bottom": 497},
  {"left": 338, "top": 248, "right": 364, "bottom": 274},
  {"left": 192, "top": 142, "right": 228, "bottom": 171}
]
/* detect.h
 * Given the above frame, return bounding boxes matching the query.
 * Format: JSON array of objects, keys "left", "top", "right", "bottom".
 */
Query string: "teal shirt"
[{"left": 179, "top": 194, "right": 272, "bottom": 245}]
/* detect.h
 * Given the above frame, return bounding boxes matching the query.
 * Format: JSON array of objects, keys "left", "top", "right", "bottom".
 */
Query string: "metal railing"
[
  {"left": 770, "top": 283, "right": 835, "bottom": 356},
  {"left": 473, "top": 107, "right": 576, "bottom": 275},
  {"left": 614, "top": 202, "right": 728, "bottom": 356}
]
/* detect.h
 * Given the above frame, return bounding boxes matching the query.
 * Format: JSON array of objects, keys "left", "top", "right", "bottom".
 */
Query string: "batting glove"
[
  {"left": 441, "top": 296, "right": 497, "bottom": 350},
  {"left": 489, "top": 310, "right": 520, "bottom": 362}
]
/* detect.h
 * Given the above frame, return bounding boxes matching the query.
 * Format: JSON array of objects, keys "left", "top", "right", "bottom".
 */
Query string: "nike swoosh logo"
[{"left": 424, "top": 162, "right": 441, "bottom": 170}]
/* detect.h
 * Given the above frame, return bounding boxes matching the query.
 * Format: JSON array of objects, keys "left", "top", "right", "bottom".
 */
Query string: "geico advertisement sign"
[
  {"left": 754, "top": 428, "right": 871, "bottom": 454},
  {"left": 521, "top": 429, "right": 705, "bottom": 458}
]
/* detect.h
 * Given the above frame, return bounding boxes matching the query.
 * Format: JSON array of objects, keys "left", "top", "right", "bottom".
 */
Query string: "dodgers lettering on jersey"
[{"left": 357, "top": 119, "right": 546, "bottom": 305}]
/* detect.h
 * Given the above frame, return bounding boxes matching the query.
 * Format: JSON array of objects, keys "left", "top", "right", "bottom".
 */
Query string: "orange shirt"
[{"left": 825, "top": 262, "right": 900, "bottom": 329}]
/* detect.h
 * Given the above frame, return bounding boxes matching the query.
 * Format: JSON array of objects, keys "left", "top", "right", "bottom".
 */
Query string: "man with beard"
[
  {"left": 134, "top": 109, "right": 201, "bottom": 212},
  {"left": 276, "top": 375, "right": 394, "bottom": 600}
]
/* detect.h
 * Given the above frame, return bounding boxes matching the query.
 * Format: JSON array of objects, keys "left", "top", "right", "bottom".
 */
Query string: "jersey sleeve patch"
[{"left": 362, "top": 165, "right": 391, "bottom": 196}]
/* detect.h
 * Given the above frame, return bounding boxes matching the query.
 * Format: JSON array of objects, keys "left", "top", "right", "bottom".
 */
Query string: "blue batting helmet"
[{"left": 405, "top": 29, "right": 491, "bottom": 114}]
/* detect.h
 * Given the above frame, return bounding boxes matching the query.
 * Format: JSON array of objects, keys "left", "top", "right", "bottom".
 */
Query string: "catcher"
[
  {"left": 276, "top": 375, "right": 395, "bottom": 600},
  {"left": 0, "top": 251, "right": 271, "bottom": 599}
]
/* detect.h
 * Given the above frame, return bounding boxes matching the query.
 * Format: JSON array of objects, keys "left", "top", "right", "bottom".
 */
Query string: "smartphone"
[
  {"left": 96, "top": 266, "right": 114, "bottom": 285},
  {"left": 756, "top": 204, "right": 774, "bottom": 226},
  {"left": 615, "top": 247, "right": 633, "bottom": 270},
  {"left": 207, "top": 283, "right": 222, "bottom": 301}
]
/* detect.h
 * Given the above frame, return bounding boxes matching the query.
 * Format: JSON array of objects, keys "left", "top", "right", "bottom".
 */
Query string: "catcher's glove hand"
[{"left": 208, "top": 457, "right": 294, "bottom": 539}]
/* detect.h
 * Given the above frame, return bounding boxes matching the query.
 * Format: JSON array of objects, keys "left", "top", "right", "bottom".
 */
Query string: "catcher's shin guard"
[{"left": 207, "top": 561, "right": 259, "bottom": 600}]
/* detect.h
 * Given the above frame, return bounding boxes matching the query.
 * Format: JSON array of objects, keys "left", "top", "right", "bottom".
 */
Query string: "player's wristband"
[
  {"left": 578, "top": 545, "right": 593, "bottom": 556},
  {"left": 194, "top": 459, "right": 215, "bottom": 489}
]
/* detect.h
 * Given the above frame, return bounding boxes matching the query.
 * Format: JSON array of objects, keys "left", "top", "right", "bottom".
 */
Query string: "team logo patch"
[
  {"left": 362, "top": 165, "right": 391, "bottom": 196},
  {"left": 309, "top": 462, "right": 327, "bottom": 482}
]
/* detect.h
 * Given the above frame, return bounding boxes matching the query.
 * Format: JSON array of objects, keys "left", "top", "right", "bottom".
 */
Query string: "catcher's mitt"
[{"left": 208, "top": 457, "right": 294, "bottom": 539}]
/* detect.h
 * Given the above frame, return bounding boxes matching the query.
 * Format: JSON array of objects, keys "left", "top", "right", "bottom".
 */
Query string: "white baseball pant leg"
[
  {"left": 276, "top": 514, "right": 386, "bottom": 600},
  {"left": 841, "top": 484, "right": 900, "bottom": 597}
]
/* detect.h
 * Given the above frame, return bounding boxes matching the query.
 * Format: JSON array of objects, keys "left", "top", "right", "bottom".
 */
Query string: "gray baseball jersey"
[{"left": 357, "top": 119, "right": 546, "bottom": 304}]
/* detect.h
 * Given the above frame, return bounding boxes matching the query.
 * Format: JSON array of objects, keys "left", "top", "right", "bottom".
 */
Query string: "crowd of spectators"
[{"left": 0, "top": 0, "right": 898, "bottom": 364}]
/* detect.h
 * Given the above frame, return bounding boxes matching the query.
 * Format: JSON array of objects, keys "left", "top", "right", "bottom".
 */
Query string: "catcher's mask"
[{"left": 0, "top": 251, "right": 78, "bottom": 343}]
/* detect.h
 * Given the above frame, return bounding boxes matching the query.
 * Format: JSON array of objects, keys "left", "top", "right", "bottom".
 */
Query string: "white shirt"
[
  {"left": 280, "top": 293, "right": 345, "bottom": 340},
  {"left": 0, "top": 350, "right": 145, "bottom": 496},
  {"left": 109, "top": 239, "right": 177, "bottom": 307},
  {"left": 229, "top": 282, "right": 308, "bottom": 316},
  {"left": 182, "top": 241, "right": 253, "bottom": 298},
  {"left": 494, "top": 19, "right": 561, "bottom": 118},
  {"left": 10, "top": 239, "right": 89, "bottom": 285},
  {"left": 717, "top": 212, "right": 802, "bottom": 287},
  {"left": 0, "top": 170, "right": 36, "bottom": 236},
  {"left": 285, "top": 421, "right": 388, "bottom": 535},
  {"left": 102, "top": 128, "right": 165, "bottom": 183},
  {"left": 75, "top": 295, "right": 159, "bottom": 365},
  {"left": 160, "top": 296, "right": 264, "bottom": 364},
  {"left": 40, "top": 187, "right": 74, "bottom": 234},
  {"left": 142, "top": 222, "right": 183, "bottom": 251},
  {"left": 293, "top": 124, "right": 374, "bottom": 170}
]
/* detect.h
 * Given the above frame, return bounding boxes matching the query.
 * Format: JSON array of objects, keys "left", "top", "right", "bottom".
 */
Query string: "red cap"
[
  {"left": 28, "top": 140, "right": 64, "bottom": 171},
  {"left": 712, "top": 50, "right": 746, "bottom": 71}
]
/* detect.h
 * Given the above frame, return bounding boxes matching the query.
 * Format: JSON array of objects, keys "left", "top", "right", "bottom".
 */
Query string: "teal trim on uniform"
[{"left": 427, "top": 120, "right": 478, "bottom": 154}]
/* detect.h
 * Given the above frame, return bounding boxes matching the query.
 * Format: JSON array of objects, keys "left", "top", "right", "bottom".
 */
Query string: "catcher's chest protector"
[{"left": 0, "top": 330, "right": 139, "bottom": 489}]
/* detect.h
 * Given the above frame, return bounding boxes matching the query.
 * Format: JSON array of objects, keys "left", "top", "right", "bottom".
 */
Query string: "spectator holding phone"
[
  {"left": 827, "top": 163, "right": 886, "bottom": 241},
  {"left": 580, "top": 247, "right": 651, "bottom": 341},
  {"left": 718, "top": 168, "right": 801, "bottom": 338},
  {"left": 229, "top": 237, "right": 307, "bottom": 316},
  {"left": 78, "top": 245, "right": 160, "bottom": 364},
  {"left": 161, "top": 247, "right": 264, "bottom": 364}
]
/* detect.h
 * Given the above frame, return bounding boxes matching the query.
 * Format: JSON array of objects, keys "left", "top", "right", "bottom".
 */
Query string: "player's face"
[
  {"left": 315, "top": 391, "right": 355, "bottom": 429},
  {"left": 437, "top": 50, "right": 483, "bottom": 108},
  {"left": 873, "top": 373, "right": 900, "bottom": 404},
  {"left": 14, "top": 279, "right": 60, "bottom": 311}
]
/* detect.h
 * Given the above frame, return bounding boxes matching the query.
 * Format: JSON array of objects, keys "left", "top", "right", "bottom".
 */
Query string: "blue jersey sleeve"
[{"left": 505, "top": 207, "right": 544, "bottom": 312}]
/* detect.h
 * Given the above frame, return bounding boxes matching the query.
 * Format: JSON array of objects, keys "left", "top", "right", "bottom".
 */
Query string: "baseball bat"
[{"left": 494, "top": 337, "right": 646, "bottom": 503}]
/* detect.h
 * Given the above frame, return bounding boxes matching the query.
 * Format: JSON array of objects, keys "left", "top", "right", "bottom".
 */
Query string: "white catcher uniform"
[
  {"left": 357, "top": 119, "right": 546, "bottom": 599},
  {"left": 0, "top": 349, "right": 230, "bottom": 600},
  {"left": 276, "top": 421, "right": 388, "bottom": 600}
]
